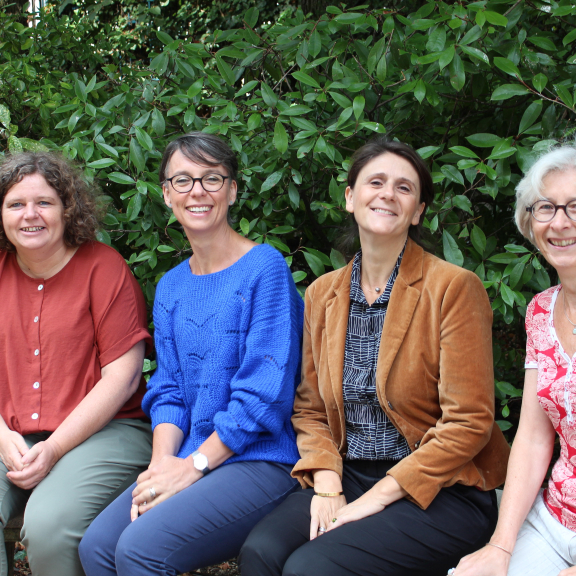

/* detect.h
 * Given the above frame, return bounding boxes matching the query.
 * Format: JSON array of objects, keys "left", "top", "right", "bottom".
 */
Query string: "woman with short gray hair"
[
  {"left": 79, "top": 132, "right": 304, "bottom": 576},
  {"left": 455, "top": 144, "right": 576, "bottom": 576}
]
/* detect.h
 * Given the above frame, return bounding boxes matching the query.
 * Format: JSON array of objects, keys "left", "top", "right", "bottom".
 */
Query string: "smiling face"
[
  {"left": 1, "top": 173, "right": 66, "bottom": 257},
  {"left": 345, "top": 152, "right": 425, "bottom": 243},
  {"left": 531, "top": 168, "right": 576, "bottom": 272},
  {"left": 162, "top": 148, "right": 237, "bottom": 239}
]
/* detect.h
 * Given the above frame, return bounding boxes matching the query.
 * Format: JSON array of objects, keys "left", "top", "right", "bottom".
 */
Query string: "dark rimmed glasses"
[
  {"left": 526, "top": 199, "right": 576, "bottom": 223},
  {"left": 163, "top": 174, "right": 229, "bottom": 194}
]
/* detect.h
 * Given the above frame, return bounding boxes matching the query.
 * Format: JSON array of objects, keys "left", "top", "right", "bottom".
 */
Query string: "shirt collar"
[{"left": 349, "top": 244, "right": 405, "bottom": 305}]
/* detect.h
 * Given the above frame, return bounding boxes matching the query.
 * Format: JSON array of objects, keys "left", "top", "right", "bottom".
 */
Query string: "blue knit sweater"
[{"left": 142, "top": 244, "right": 304, "bottom": 465}]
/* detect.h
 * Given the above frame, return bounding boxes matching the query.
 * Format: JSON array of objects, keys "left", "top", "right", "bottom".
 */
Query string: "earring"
[
  {"left": 229, "top": 201, "right": 233, "bottom": 206},
  {"left": 168, "top": 203, "right": 172, "bottom": 208}
]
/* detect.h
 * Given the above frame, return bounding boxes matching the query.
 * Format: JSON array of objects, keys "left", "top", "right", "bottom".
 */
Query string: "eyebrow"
[{"left": 366, "top": 172, "right": 417, "bottom": 188}]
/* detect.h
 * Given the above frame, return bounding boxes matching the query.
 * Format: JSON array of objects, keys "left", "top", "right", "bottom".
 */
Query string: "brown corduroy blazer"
[{"left": 291, "top": 239, "right": 510, "bottom": 510}]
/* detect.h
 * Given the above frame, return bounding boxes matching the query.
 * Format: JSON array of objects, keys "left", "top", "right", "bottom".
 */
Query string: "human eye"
[
  {"left": 174, "top": 176, "right": 191, "bottom": 185},
  {"left": 369, "top": 178, "right": 384, "bottom": 188},
  {"left": 204, "top": 174, "right": 222, "bottom": 184},
  {"left": 567, "top": 201, "right": 576, "bottom": 216},
  {"left": 536, "top": 201, "right": 555, "bottom": 213}
]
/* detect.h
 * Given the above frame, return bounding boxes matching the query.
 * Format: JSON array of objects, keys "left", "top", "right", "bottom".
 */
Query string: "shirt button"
[
  {"left": 34, "top": 316, "right": 39, "bottom": 323},
  {"left": 33, "top": 382, "right": 40, "bottom": 389},
  {"left": 31, "top": 413, "right": 38, "bottom": 420},
  {"left": 34, "top": 349, "right": 39, "bottom": 356},
  {"left": 38, "top": 284, "right": 43, "bottom": 291}
]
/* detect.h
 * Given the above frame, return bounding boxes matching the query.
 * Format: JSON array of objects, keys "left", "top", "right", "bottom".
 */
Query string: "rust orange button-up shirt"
[{"left": 0, "top": 241, "right": 152, "bottom": 436}]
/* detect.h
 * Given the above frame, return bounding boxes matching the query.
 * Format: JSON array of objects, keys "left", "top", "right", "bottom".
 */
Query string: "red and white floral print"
[{"left": 526, "top": 285, "right": 576, "bottom": 531}]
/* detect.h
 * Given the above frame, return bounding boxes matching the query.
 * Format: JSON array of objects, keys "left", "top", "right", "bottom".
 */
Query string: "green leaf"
[
  {"left": 450, "top": 146, "right": 479, "bottom": 159},
  {"left": 488, "top": 253, "right": 519, "bottom": 264},
  {"left": 483, "top": 11, "right": 508, "bottom": 27},
  {"left": 0, "top": 104, "right": 11, "bottom": 128},
  {"left": 247, "top": 113, "right": 261, "bottom": 131},
  {"left": 273, "top": 120, "right": 288, "bottom": 154},
  {"left": 156, "top": 30, "right": 174, "bottom": 45},
  {"left": 8, "top": 136, "right": 22, "bottom": 153},
  {"left": 126, "top": 193, "right": 143, "bottom": 221},
  {"left": 449, "top": 52, "right": 465, "bottom": 91},
  {"left": 509, "top": 261, "right": 526, "bottom": 289},
  {"left": 493, "top": 57, "right": 522, "bottom": 79},
  {"left": 460, "top": 25, "right": 482, "bottom": 46},
  {"left": 309, "top": 30, "right": 322, "bottom": 58},
  {"left": 438, "top": 45, "right": 455, "bottom": 71},
  {"left": 426, "top": 27, "right": 446, "bottom": 52},
  {"left": 87, "top": 158, "right": 116, "bottom": 169},
  {"left": 151, "top": 108, "right": 166, "bottom": 136},
  {"left": 108, "top": 172, "right": 135, "bottom": 185},
  {"left": 261, "top": 171, "right": 284, "bottom": 193},
  {"left": 460, "top": 46, "right": 489, "bottom": 65},
  {"left": 452, "top": 194, "right": 473, "bottom": 214},
  {"left": 441, "top": 165, "right": 464, "bottom": 186},
  {"left": 303, "top": 251, "right": 325, "bottom": 277},
  {"left": 417, "top": 146, "right": 440, "bottom": 159},
  {"left": 240, "top": 218, "right": 250, "bottom": 235},
  {"left": 334, "top": 12, "right": 364, "bottom": 24},
  {"left": 215, "top": 56, "right": 235, "bottom": 86},
  {"left": 235, "top": 80, "right": 258, "bottom": 98},
  {"left": 563, "top": 28, "right": 576, "bottom": 46},
  {"left": 466, "top": 133, "right": 501, "bottom": 148},
  {"left": 442, "top": 230, "right": 464, "bottom": 266},
  {"left": 528, "top": 36, "right": 556, "bottom": 52},
  {"left": 261, "top": 83, "right": 278, "bottom": 107},
  {"left": 414, "top": 80, "right": 426, "bottom": 103},
  {"left": 353, "top": 95, "right": 365, "bottom": 119},
  {"left": 491, "top": 84, "right": 529, "bottom": 100},
  {"left": 376, "top": 53, "right": 387, "bottom": 82},
  {"left": 554, "top": 84, "right": 573, "bottom": 108},
  {"left": 519, "top": 100, "right": 543, "bottom": 133},
  {"left": 292, "top": 270, "right": 307, "bottom": 283},
  {"left": 329, "top": 91, "right": 352, "bottom": 109},
  {"left": 244, "top": 6, "right": 259, "bottom": 28},
  {"left": 280, "top": 105, "right": 312, "bottom": 116},
  {"left": 330, "top": 248, "right": 347, "bottom": 270},
  {"left": 500, "top": 282, "right": 515, "bottom": 307},
  {"left": 470, "top": 225, "right": 486, "bottom": 256},
  {"left": 130, "top": 139, "right": 146, "bottom": 174},
  {"left": 67, "top": 110, "right": 83, "bottom": 134},
  {"left": 292, "top": 70, "right": 321, "bottom": 89},
  {"left": 134, "top": 126, "right": 154, "bottom": 152}
]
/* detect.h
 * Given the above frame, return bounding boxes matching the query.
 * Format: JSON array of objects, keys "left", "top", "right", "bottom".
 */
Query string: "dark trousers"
[
  {"left": 78, "top": 461, "right": 299, "bottom": 576},
  {"left": 239, "top": 460, "right": 498, "bottom": 576}
]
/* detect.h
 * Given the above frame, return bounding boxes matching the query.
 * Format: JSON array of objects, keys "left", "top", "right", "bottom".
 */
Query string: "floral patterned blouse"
[{"left": 526, "top": 285, "right": 576, "bottom": 531}]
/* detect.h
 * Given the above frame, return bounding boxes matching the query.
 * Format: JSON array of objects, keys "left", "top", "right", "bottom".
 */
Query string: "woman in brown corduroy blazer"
[{"left": 240, "top": 138, "right": 510, "bottom": 576}]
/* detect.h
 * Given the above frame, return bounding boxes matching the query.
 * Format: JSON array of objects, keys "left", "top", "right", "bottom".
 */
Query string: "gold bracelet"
[
  {"left": 314, "top": 491, "right": 344, "bottom": 497},
  {"left": 487, "top": 542, "right": 512, "bottom": 556}
]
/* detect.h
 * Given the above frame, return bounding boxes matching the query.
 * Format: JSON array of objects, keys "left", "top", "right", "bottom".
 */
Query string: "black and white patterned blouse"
[{"left": 343, "top": 249, "right": 411, "bottom": 461}]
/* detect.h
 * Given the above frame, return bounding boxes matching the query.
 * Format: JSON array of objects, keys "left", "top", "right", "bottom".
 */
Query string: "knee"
[
  {"left": 114, "top": 526, "right": 150, "bottom": 573},
  {"left": 21, "top": 500, "right": 72, "bottom": 557},
  {"left": 240, "top": 526, "right": 304, "bottom": 576}
]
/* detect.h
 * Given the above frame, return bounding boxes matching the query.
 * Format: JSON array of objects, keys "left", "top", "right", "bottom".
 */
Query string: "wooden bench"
[{"left": 4, "top": 514, "right": 23, "bottom": 576}]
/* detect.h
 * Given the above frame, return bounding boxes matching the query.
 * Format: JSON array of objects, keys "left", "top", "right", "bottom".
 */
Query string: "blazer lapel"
[
  {"left": 324, "top": 263, "right": 352, "bottom": 443},
  {"left": 376, "top": 240, "right": 423, "bottom": 387}
]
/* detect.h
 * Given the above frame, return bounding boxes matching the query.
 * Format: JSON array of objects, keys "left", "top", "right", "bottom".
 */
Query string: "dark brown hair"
[
  {"left": 347, "top": 137, "right": 434, "bottom": 244},
  {"left": 0, "top": 152, "right": 102, "bottom": 252},
  {"left": 159, "top": 131, "right": 238, "bottom": 183}
]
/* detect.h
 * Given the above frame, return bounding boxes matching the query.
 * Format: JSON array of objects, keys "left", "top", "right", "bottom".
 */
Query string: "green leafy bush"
[{"left": 3, "top": 0, "right": 576, "bottom": 436}]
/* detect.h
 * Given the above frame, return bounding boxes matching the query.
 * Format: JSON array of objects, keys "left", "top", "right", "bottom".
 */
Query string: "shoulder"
[
  {"left": 74, "top": 241, "right": 130, "bottom": 275},
  {"left": 418, "top": 250, "right": 485, "bottom": 294},
  {"left": 243, "top": 243, "right": 289, "bottom": 274},
  {"left": 527, "top": 285, "right": 558, "bottom": 318}
]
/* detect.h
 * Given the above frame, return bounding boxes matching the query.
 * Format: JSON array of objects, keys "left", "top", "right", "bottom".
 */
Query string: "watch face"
[{"left": 194, "top": 453, "right": 208, "bottom": 470}]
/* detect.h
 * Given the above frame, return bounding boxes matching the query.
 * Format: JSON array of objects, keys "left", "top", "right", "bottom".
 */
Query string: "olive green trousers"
[{"left": 0, "top": 419, "right": 152, "bottom": 576}]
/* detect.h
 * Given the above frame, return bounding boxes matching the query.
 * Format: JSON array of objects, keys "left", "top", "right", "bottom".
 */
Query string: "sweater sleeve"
[
  {"left": 142, "top": 277, "right": 190, "bottom": 434},
  {"left": 213, "top": 250, "right": 304, "bottom": 455}
]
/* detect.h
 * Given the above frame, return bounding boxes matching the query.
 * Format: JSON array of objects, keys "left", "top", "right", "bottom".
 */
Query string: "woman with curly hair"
[{"left": 0, "top": 152, "right": 153, "bottom": 576}]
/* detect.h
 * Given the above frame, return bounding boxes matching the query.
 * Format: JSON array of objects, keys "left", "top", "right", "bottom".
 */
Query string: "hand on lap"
[
  {"left": 0, "top": 429, "right": 29, "bottom": 473},
  {"left": 131, "top": 454, "right": 201, "bottom": 521},
  {"left": 453, "top": 544, "right": 510, "bottom": 576},
  {"left": 326, "top": 490, "right": 387, "bottom": 532},
  {"left": 558, "top": 567, "right": 576, "bottom": 576},
  {"left": 310, "top": 494, "right": 347, "bottom": 540},
  {"left": 6, "top": 439, "right": 61, "bottom": 489}
]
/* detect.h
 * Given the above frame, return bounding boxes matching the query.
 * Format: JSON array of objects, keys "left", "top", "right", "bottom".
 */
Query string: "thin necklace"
[
  {"left": 362, "top": 283, "right": 381, "bottom": 294},
  {"left": 562, "top": 289, "right": 576, "bottom": 335}
]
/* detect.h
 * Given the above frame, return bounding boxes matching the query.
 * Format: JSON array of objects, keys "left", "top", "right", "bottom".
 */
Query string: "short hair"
[
  {"left": 159, "top": 132, "right": 238, "bottom": 183},
  {"left": 347, "top": 137, "right": 434, "bottom": 244},
  {"left": 0, "top": 152, "right": 102, "bottom": 252},
  {"left": 515, "top": 145, "right": 576, "bottom": 243}
]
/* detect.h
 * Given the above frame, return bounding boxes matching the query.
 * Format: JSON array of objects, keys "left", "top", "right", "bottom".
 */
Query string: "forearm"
[
  {"left": 185, "top": 431, "right": 234, "bottom": 471},
  {"left": 312, "top": 469, "right": 343, "bottom": 492},
  {"left": 149, "top": 422, "right": 184, "bottom": 465},
  {"left": 490, "top": 433, "right": 552, "bottom": 551}
]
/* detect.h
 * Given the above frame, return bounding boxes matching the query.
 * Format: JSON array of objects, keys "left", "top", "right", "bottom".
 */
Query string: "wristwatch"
[{"left": 191, "top": 450, "right": 211, "bottom": 475}]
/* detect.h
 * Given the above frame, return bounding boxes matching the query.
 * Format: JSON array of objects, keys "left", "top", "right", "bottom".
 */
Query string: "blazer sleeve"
[
  {"left": 291, "top": 283, "right": 343, "bottom": 487},
  {"left": 387, "top": 269, "right": 496, "bottom": 509}
]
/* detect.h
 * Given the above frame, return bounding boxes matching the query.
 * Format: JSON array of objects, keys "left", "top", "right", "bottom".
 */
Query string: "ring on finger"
[
  {"left": 331, "top": 517, "right": 337, "bottom": 523},
  {"left": 143, "top": 501, "right": 147, "bottom": 506},
  {"left": 318, "top": 527, "right": 326, "bottom": 534},
  {"left": 149, "top": 486, "right": 156, "bottom": 500},
  {"left": 447, "top": 569, "right": 456, "bottom": 576}
]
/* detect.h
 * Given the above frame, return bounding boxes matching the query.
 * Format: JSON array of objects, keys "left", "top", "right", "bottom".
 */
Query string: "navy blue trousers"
[
  {"left": 78, "top": 460, "right": 299, "bottom": 576},
  {"left": 239, "top": 460, "right": 498, "bottom": 576}
]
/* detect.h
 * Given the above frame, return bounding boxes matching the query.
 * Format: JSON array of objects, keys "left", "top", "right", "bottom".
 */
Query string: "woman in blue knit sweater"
[{"left": 79, "top": 132, "right": 304, "bottom": 576}]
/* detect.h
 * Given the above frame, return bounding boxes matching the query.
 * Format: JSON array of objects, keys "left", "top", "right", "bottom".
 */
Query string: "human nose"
[
  {"left": 550, "top": 206, "right": 573, "bottom": 228},
  {"left": 23, "top": 202, "right": 38, "bottom": 219},
  {"left": 378, "top": 182, "right": 395, "bottom": 200},
  {"left": 189, "top": 178, "right": 206, "bottom": 196}
]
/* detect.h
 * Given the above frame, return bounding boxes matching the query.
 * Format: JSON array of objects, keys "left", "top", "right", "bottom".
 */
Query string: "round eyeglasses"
[
  {"left": 526, "top": 200, "right": 576, "bottom": 223},
  {"left": 163, "top": 174, "right": 229, "bottom": 194}
]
